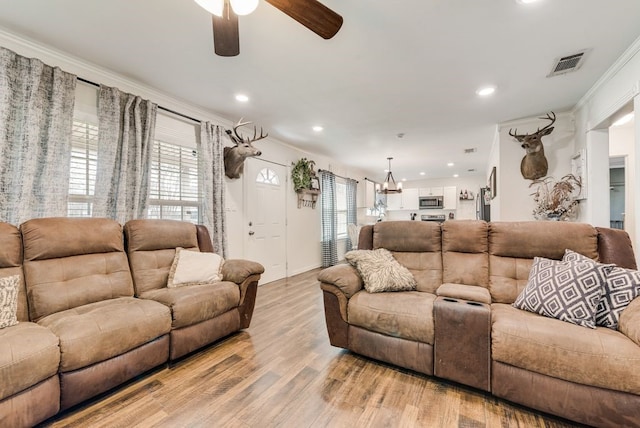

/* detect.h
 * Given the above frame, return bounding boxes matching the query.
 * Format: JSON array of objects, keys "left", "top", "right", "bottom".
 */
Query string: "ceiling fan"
[{"left": 195, "top": 0, "right": 343, "bottom": 57}]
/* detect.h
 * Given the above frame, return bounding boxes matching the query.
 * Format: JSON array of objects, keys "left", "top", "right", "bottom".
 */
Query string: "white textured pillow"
[
  {"left": 345, "top": 248, "right": 416, "bottom": 293},
  {"left": 167, "top": 248, "right": 224, "bottom": 288},
  {"left": 0, "top": 275, "right": 20, "bottom": 329}
]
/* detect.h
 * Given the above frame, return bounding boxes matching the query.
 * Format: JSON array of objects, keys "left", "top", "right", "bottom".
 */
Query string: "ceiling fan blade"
[
  {"left": 265, "top": 0, "right": 343, "bottom": 39},
  {"left": 212, "top": 2, "right": 240, "bottom": 57}
]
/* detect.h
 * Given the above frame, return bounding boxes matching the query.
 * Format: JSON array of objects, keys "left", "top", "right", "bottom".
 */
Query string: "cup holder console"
[{"left": 434, "top": 295, "right": 491, "bottom": 392}]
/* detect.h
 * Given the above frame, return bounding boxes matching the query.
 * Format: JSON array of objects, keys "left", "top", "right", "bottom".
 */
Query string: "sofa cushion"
[
  {"left": 0, "top": 322, "right": 60, "bottom": 400},
  {"left": 564, "top": 249, "right": 640, "bottom": 329},
  {"left": 345, "top": 249, "right": 416, "bottom": 293},
  {"left": 0, "top": 275, "right": 19, "bottom": 329},
  {"left": 348, "top": 290, "right": 435, "bottom": 344},
  {"left": 124, "top": 219, "right": 201, "bottom": 295},
  {"left": 167, "top": 248, "right": 224, "bottom": 288},
  {"left": 442, "top": 220, "right": 489, "bottom": 288},
  {"left": 492, "top": 303, "right": 640, "bottom": 395},
  {"left": 140, "top": 282, "right": 240, "bottom": 329},
  {"left": 38, "top": 297, "right": 171, "bottom": 372},
  {"left": 488, "top": 221, "right": 598, "bottom": 303},
  {"left": 21, "top": 218, "right": 135, "bottom": 321},
  {"left": 513, "top": 257, "right": 610, "bottom": 328}
]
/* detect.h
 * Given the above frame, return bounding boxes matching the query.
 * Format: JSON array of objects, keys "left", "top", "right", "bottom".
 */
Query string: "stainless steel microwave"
[{"left": 419, "top": 196, "right": 443, "bottom": 209}]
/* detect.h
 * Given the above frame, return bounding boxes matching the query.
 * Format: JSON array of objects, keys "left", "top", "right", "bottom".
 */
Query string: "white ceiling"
[{"left": 0, "top": 0, "right": 639, "bottom": 182}]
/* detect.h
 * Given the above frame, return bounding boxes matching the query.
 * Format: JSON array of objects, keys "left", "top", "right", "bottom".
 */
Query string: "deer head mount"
[
  {"left": 223, "top": 119, "right": 267, "bottom": 179},
  {"left": 509, "top": 111, "right": 556, "bottom": 180}
]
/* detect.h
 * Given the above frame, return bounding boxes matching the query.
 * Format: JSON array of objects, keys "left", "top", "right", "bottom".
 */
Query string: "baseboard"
[{"left": 289, "top": 264, "right": 321, "bottom": 277}]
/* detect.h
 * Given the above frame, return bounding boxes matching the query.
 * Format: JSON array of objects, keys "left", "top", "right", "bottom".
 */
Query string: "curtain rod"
[
  {"left": 76, "top": 77, "right": 202, "bottom": 124},
  {"left": 318, "top": 169, "right": 358, "bottom": 183}
]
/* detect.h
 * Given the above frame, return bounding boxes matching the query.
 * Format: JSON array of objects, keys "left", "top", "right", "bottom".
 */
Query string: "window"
[
  {"left": 67, "top": 86, "right": 202, "bottom": 222},
  {"left": 68, "top": 120, "right": 98, "bottom": 217},
  {"left": 147, "top": 140, "right": 201, "bottom": 223},
  {"left": 256, "top": 168, "right": 280, "bottom": 185},
  {"left": 336, "top": 180, "right": 347, "bottom": 239}
]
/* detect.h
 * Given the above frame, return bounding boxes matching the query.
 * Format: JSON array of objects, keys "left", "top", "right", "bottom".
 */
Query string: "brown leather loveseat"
[
  {"left": 0, "top": 217, "right": 263, "bottom": 427},
  {"left": 318, "top": 220, "right": 640, "bottom": 427}
]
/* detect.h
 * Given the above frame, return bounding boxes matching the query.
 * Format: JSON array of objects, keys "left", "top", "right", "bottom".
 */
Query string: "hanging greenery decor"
[{"left": 291, "top": 158, "right": 315, "bottom": 192}]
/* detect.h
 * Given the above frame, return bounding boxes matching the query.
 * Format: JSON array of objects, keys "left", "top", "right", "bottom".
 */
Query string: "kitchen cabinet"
[
  {"left": 443, "top": 186, "right": 457, "bottom": 210},
  {"left": 357, "top": 180, "right": 377, "bottom": 208},
  {"left": 385, "top": 188, "right": 419, "bottom": 210},
  {"left": 419, "top": 187, "right": 444, "bottom": 197}
]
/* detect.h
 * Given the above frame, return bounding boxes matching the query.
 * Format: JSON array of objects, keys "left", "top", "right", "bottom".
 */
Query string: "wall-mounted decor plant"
[{"left": 291, "top": 158, "right": 315, "bottom": 192}]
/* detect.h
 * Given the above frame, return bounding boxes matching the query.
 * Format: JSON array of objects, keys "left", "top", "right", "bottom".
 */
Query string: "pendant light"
[{"left": 376, "top": 157, "right": 403, "bottom": 194}]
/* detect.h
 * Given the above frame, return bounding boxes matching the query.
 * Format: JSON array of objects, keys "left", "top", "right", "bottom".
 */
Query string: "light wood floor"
[{"left": 40, "top": 269, "right": 583, "bottom": 428}]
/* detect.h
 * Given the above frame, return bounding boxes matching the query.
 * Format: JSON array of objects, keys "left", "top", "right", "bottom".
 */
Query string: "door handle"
[{"left": 248, "top": 231, "right": 255, "bottom": 236}]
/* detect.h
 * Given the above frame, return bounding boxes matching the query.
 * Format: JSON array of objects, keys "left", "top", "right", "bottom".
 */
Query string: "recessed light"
[
  {"left": 476, "top": 86, "right": 496, "bottom": 97},
  {"left": 453, "top": 174, "right": 459, "bottom": 178},
  {"left": 447, "top": 162, "right": 454, "bottom": 167},
  {"left": 517, "top": 0, "right": 541, "bottom": 4},
  {"left": 312, "top": 125, "right": 324, "bottom": 132},
  {"left": 419, "top": 172, "right": 426, "bottom": 176},
  {"left": 401, "top": 178, "right": 407, "bottom": 182},
  {"left": 612, "top": 113, "right": 634, "bottom": 127},
  {"left": 235, "top": 94, "right": 249, "bottom": 102}
]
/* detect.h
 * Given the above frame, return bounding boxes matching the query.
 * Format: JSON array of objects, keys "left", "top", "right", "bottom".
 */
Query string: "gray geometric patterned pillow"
[
  {"left": 345, "top": 248, "right": 417, "bottom": 293},
  {"left": 0, "top": 275, "right": 20, "bottom": 329},
  {"left": 564, "top": 249, "right": 640, "bottom": 329},
  {"left": 513, "top": 257, "right": 611, "bottom": 328}
]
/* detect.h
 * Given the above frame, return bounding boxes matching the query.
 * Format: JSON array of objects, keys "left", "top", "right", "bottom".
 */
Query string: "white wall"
[{"left": 494, "top": 112, "right": 576, "bottom": 221}]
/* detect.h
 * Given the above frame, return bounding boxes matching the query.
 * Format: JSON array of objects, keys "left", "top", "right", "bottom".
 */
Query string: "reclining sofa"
[
  {"left": 0, "top": 217, "right": 263, "bottom": 427},
  {"left": 318, "top": 220, "right": 640, "bottom": 427}
]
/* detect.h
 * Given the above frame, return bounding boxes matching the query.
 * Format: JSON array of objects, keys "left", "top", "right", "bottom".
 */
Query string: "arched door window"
[{"left": 256, "top": 168, "right": 280, "bottom": 186}]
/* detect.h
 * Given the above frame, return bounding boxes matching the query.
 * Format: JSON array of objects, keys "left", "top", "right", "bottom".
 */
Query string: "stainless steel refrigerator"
[{"left": 476, "top": 187, "right": 491, "bottom": 221}]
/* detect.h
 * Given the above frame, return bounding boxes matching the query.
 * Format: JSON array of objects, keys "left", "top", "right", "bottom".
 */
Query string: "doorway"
[
  {"left": 609, "top": 158, "right": 625, "bottom": 229},
  {"left": 244, "top": 158, "right": 287, "bottom": 285}
]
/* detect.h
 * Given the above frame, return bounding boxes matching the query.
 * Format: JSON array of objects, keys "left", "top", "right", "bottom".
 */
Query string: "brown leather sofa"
[
  {"left": 318, "top": 220, "right": 640, "bottom": 427},
  {"left": 0, "top": 217, "right": 263, "bottom": 427}
]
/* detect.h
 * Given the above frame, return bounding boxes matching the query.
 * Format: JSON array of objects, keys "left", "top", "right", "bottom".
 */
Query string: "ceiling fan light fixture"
[
  {"left": 194, "top": 0, "right": 224, "bottom": 16},
  {"left": 229, "top": 0, "right": 259, "bottom": 16}
]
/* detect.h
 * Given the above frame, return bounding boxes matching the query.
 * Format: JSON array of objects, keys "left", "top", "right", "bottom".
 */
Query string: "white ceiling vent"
[{"left": 547, "top": 50, "right": 590, "bottom": 77}]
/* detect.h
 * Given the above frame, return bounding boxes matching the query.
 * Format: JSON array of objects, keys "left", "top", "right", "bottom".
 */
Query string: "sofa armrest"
[
  {"left": 317, "top": 264, "right": 363, "bottom": 299},
  {"left": 222, "top": 259, "right": 265, "bottom": 284},
  {"left": 619, "top": 296, "right": 640, "bottom": 347},
  {"left": 436, "top": 283, "right": 492, "bottom": 304}
]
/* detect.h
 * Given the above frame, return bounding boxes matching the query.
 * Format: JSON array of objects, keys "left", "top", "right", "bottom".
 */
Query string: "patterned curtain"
[
  {"left": 320, "top": 170, "right": 338, "bottom": 267},
  {"left": 198, "top": 122, "right": 227, "bottom": 257},
  {"left": 0, "top": 47, "right": 77, "bottom": 225},
  {"left": 93, "top": 85, "right": 158, "bottom": 223},
  {"left": 345, "top": 178, "right": 358, "bottom": 251}
]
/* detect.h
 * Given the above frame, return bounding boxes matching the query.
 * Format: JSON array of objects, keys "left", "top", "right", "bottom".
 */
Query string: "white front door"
[{"left": 244, "top": 158, "right": 287, "bottom": 284}]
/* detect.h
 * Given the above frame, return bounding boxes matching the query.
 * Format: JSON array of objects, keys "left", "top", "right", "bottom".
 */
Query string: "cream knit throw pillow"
[{"left": 345, "top": 248, "right": 416, "bottom": 293}]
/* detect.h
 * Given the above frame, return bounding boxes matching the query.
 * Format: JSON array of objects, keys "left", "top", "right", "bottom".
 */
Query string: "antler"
[
  {"left": 509, "top": 128, "right": 525, "bottom": 139},
  {"left": 535, "top": 111, "right": 556, "bottom": 134},
  {"left": 233, "top": 118, "right": 269, "bottom": 143}
]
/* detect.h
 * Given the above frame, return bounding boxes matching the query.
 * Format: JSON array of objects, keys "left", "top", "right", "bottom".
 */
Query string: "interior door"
[{"left": 244, "top": 158, "right": 287, "bottom": 285}]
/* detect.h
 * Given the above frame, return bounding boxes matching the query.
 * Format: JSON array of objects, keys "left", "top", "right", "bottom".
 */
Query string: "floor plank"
[{"left": 39, "top": 269, "right": 584, "bottom": 428}]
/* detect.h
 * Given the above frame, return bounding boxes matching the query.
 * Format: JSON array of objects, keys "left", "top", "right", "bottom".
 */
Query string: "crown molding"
[
  {"left": 574, "top": 34, "right": 640, "bottom": 112},
  {"left": 0, "top": 26, "right": 230, "bottom": 127}
]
